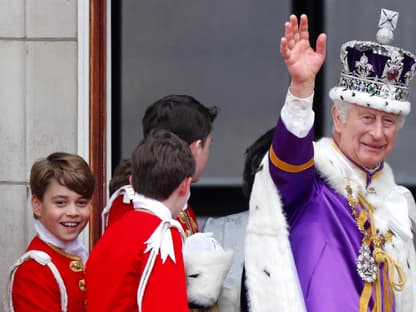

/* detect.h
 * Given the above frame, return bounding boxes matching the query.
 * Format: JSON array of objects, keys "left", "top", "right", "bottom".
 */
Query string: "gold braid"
[{"left": 346, "top": 185, "right": 406, "bottom": 312}]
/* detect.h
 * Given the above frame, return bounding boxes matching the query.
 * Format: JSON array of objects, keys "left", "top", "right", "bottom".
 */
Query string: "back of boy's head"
[
  {"left": 131, "top": 128, "right": 195, "bottom": 201},
  {"left": 30, "top": 152, "right": 95, "bottom": 200},
  {"left": 109, "top": 159, "right": 132, "bottom": 196},
  {"left": 142, "top": 95, "right": 218, "bottom": 146}
]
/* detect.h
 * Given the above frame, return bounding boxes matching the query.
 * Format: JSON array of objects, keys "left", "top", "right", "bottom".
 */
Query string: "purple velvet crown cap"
[{"left": 329, "top": 8, "right": 416, "bottom": 115}]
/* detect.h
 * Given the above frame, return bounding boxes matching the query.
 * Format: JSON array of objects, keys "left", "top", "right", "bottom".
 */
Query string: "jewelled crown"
[{"left": 329, "top": 9, "right": 416, "bottom": 115}]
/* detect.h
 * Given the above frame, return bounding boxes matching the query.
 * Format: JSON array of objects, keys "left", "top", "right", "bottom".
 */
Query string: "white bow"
[
  {"left": 133, "top": 193, "right": 185, "bottom": 312},
  {"left": 133, "top": 193, "right": 185, "bottom": 263}
]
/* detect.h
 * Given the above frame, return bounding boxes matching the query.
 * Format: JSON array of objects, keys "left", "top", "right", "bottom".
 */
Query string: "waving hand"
[{"left": 280, "top": 14, "right": 327, "bottom": 98}]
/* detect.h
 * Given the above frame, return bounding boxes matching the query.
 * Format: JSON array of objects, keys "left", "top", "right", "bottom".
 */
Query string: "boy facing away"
[
  {"left": 100, "top": 96, "right": 232, "bottom": 311},
  {"left": 7, "top": 152, "right": 95, "bottom": 312},
  {"left": 102, "top": 94, "right": 217, "bottom": 237},
  {"left": 86, "top": 129, "right": 195, "bottom": 311}
]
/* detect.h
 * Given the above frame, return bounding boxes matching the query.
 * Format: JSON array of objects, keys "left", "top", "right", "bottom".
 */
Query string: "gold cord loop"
[
  {"left": 346, "top": 186, "right": 407, "bottom": 311},
  {"left": 372, "top": 247, "right": 406, "bottom": 292}
]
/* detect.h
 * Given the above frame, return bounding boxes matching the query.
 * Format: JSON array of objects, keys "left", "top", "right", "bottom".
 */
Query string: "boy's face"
[{"left": 32, "top": 180, "right": 91, "bottom": 242}]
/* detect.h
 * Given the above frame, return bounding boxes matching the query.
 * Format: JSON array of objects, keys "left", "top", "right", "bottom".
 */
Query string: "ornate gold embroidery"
[{"left": 178, "top": 209, "right": 198, "bottom": 237}]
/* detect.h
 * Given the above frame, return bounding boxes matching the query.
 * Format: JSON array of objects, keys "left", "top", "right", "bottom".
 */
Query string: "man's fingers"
[
  {"left": 299, "top": 14, "right": 309, "bottom": 41},
  {"left": 280, "top": 37, "right": 289, "bottom": 59},
  {"left": 289, "top": 15, "right": 298, "bottom": 34},
  {"left": 284, "top": 22, "right": 294, "bottom": 49},
  {"left": 315, "top": 33, "right": 327, "bottom": 59}
]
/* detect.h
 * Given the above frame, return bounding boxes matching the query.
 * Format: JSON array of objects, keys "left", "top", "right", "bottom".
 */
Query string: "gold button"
[
  {"left": 70, "top": 260, "right": 83, "bottom": 272},
  {"left": 79, "top": 279, "right": 86, "bottom": 291}
]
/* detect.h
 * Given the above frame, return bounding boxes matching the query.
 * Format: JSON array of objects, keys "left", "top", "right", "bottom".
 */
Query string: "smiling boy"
[{"left": 7, "top": 152, "right": 95, "bottom": 312}]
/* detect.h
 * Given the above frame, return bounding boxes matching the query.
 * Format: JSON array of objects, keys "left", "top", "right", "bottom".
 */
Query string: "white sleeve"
[{"left": 280, "top": 89, "right": 315, "bottom": 138}]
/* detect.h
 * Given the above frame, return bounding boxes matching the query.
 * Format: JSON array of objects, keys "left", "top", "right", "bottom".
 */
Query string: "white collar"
[
  {"left": 34, "top": 220, "right": 89, "bottom": 264},
  {"left": 132, "top": 193, "right": 172, "bottom": 221}
]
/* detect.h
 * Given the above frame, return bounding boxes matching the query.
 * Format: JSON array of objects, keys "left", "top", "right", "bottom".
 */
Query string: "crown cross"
[
  {"left": 379, "top": 9, "right": 399, "bottom": 31},
  {"left": 377, "top": 9, "right": 399, "bottom": 45}
]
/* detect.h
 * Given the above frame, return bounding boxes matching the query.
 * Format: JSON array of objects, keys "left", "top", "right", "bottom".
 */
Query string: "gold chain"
[
  {"left": 345, "top": 184, "right": 392, "bottom": 247},
  {"left": 346, "top": 184, "right": 407, "bottom": 312}
]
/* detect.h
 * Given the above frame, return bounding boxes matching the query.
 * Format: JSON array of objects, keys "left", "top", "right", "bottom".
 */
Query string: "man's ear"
[
  {"left": 178, "top": 177, "right": 192, "bottom": 197},
  {"left": 129, "top": 175, "right": 133, "bottom": 186},
  {"left": 32, "top": 195, "right": 42, "bottom": 218},
  {"left": 189, "top": 140, "right": 202, "bottom": 158},
  {"left": 331, "top": 105, "right": 343, "bottom": 133}
]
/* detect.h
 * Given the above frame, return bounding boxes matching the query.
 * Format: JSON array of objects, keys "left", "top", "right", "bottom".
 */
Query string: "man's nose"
[{"left": 369, "top": 119, "right": 384, "bottom": 138}]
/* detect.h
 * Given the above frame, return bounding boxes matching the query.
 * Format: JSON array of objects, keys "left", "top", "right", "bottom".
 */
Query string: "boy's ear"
[
  {"left": 129, "top": 175, "right": 133, "bottom": 186},
  {"left": 189, "top": 140, "right": 202, "bottom": 158},
  {"left": 32, "top": 195, "right": 42, "bottom": 218},
  {"left": 178, "top": 177, "right": 192, "bottom": 197}
]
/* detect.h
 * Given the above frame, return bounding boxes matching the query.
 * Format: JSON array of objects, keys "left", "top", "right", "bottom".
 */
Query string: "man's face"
[
  {"left": 333, "top": 104, "right": 400, "bottom": 169},
  {"left": 32, "top": 180, "right": 91, "bottom": 242}
]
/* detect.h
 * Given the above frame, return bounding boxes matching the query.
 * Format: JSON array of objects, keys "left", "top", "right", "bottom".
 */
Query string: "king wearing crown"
[{"left": 242, "top": 9, "right": 416, "bottom": 312}]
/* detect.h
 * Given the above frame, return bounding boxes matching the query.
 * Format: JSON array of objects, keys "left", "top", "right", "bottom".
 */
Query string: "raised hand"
[{"left": 280, "top": 14, "right": 326, "bottom": 98}]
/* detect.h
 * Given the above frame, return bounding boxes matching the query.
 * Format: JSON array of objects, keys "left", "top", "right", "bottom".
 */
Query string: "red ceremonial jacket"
[
  {"left": 10, "top": 236, "right": 87, "bottom": 311},
  {"left": 86, "top": 209, "right": 189, "bottom": 311}
]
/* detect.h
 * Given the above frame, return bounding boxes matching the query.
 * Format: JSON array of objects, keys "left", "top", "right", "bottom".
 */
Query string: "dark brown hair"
[
  {"left": 142, "top": 94, "right": 217, "bottom": 146},
  {"left": 30, "top": 152, "right": 95, "bottom": 200},
  {"left": 108, "top": 159, "right": 132, "bottom": 196},
  {"left": 131, "top": 129, "right": 195, "bottom": 200}
]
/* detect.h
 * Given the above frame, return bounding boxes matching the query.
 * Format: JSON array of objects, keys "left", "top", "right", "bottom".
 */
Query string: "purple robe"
[{"left": 269, "top": 119, "right": 389, "bottom": 311}]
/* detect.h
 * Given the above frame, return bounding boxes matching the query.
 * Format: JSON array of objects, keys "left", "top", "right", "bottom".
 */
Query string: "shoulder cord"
[
  {"left": 7, "top": 250, "right": 67, "bottom": 312},
  {"left": 137, "top": 220, "right": 185, "bottom": 312}
]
